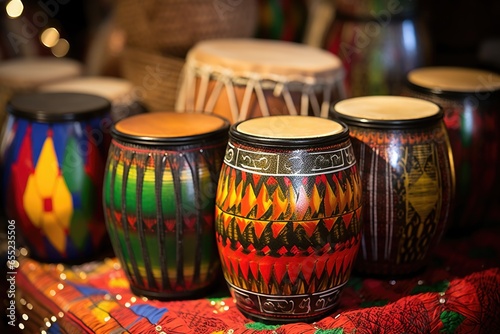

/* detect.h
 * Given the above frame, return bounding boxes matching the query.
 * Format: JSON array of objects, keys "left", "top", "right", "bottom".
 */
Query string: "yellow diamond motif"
[
  {"left": 41, "top": 212, "right": 67, "bottom": 254},
  {"left": 22, "top": 136, "right": 73, "bottom": 254},
  {"left": 34, "top": 137, "right": 59, "bottom": 197},
  {"left": 23, "top": 175, "right": 44, "bottom": 228}
]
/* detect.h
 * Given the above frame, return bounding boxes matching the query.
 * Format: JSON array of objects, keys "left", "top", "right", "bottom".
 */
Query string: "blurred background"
[
  {"left": 0, "top": 0, "right": 498, "bottom": 99},
  {"left": 1, "top": 1, "right": 499, "bottom": 331}
]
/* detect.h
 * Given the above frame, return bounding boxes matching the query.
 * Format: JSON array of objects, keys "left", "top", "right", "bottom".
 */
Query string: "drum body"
[
  {"left": 176, "top": 39, "right": 345, "bottom": 123},
  {"left": 324, "top": 15, "right": 430, "bottom": 97},
  {"left": 333, "top": 0, "right": 417, "bottom": 18},
  {"left": 333, "top": 96, "right": 455, "bottom": 276},
  {"left": 404, "top": 67, "right": 500, "bottom": 232},
  {"left": 1, "top": 92, "right": 111, "bottom": 263},
  {"left": 103, "top": 112, "right": 229, "bottom": 299},
  {"left": 39, "top": 76, "right": 146, "bottom": 122},
  {"left": 216, "top": 116, "right": 362, "bottom": 323}
]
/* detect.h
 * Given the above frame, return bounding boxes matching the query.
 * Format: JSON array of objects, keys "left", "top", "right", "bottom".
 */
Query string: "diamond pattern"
[
  {"left": 215, "top": 158, "right": 363, "bottom": 295},
  {"left": 23, "top": 136, "right": 73, "bottom": 253}
]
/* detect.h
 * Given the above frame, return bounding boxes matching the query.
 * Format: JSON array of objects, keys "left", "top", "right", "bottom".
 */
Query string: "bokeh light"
[
  {"left": 51, "top": 38, "right": 70, "bottom": 57},
  {"left": 41, "top": 27, "right": 60, "bottom": 48},
  {"left": 6, "top": 0, "right": 24, "bottom": 18}
]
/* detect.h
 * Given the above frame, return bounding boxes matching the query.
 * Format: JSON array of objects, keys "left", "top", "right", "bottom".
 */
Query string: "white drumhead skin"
[
  {"left": 236, "top": 115, "right": 344, "bottom": 139},
  {"left": 0, "top": 57, "right": 82, "bottom": 88},
  {"left": 40, "top": 76, "right": 134, "bottom": 102},
  {"left": 408, "top": 66, "right": 500, "bottom": 93},
  {"left": 334, "top": 96, "right": 440, "bottom": 121},
  {"left": 187, "top": 38, "right": 343, "bottom": 80}
]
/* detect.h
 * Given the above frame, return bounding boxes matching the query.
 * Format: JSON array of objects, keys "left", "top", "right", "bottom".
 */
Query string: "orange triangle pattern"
[
  {"left": 216, "top": 233, "right": 361, "bottom": 295},
  {"left": 216, "top": 164, "right": 362, "bottom": 221}
]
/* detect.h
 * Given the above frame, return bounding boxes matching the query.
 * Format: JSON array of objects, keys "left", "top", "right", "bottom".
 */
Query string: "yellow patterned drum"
[
  {"left": 404, "top": 67, "right": 500, "bottom": 232},
  {"left": 332, "top": 96, "right": 455, "bottom": 276}
]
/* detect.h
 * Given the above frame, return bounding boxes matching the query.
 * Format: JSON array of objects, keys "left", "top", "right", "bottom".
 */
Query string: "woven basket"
[
  {"left": 119, "top": 47, "right": 185, "bottom": 111},
  {"left": 115, "top": 0, "right": 258, "bottom": 57}
]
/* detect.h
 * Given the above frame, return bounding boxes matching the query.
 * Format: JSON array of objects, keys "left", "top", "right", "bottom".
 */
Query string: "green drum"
[{"left": 103, "top": 112, "right": 229, "bottom": 299}]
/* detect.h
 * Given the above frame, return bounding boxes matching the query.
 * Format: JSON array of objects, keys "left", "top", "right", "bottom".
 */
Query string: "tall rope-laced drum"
[{"left": 176, "top": 39, "right": 345, "bottom": 123}]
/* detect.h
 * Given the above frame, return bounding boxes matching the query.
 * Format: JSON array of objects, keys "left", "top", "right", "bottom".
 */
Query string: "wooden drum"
[
  {"left": 216, "top": 115, "right": 362, "bottom": 323},
  {"left": 405, "top": 67, "right": 500, "bottom": 232},
  {"left": 1, "top": 92, "right": 112, "bottom": 263},
  {"left": 103, "top": 112, "right": 229, "bottom": 299},
  {"left": 176, "top": 39, "right": 345, "bottom": 123},
  {"left": 332, "top": 96, "right": 455, "bottom": 277}
]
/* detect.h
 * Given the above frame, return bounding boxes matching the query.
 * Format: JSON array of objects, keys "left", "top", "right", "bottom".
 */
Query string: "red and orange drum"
[{"left": 215, "top": 115, "right": 362, "bottom": 322}]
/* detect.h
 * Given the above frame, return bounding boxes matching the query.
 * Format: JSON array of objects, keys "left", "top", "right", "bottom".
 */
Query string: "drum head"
[
  {"left": 333, "top": 96, "right": 442, "bottom": 128},
  {"left": 40, "top": 76, "right": 134, "bottom": 103},
  {"left": 231, "top": 115, "right": 348, "bottom": 148},
  {"left": 407, "top": 67, "right": 500, "bottom": 94},
  {"left": 187, "top": 38, "right": 343, "bottom": 80},
  {"left": 7, "top": 92, "right": 111, "bottom": 122},
  {"left": 0, "top": 57, "right": 82, "bottom": 89},
  {"left": 113, "top": 112, "right": 229, "bottom": 146}
]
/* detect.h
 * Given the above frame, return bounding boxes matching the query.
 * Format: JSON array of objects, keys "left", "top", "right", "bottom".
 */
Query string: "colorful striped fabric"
[{"left": 14, "top": 226, "right": 500, "bottom": 333}]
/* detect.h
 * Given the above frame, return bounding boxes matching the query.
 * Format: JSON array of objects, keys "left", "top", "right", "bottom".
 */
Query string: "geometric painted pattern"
[
  {"left": 215, "top": 139, "right": 363, "bottom": 321},
  {"left": 3, "top": 117, "right": 108, "bottom": 262},
  {"left": 351, "top": 123, "right": 455, "bottom": 276},
  {"left": 405, "top": 90, "right": 500, "bottom": 232},
  {"left": 103, "top": 138, "right": 226, "bottom": 298}
]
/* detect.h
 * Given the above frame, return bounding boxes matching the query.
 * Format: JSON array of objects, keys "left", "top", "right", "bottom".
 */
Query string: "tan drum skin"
[{"left": 40, "top": 76, "right": 146, "bottom": 121}]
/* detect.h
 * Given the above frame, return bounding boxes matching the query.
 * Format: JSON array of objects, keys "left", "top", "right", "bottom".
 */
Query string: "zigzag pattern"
[
  {"left": 215, "top": 163, "right": 363, "bottom": 295},
  {"left": 216, "top": 164, "right": 362, "bottom": 221}
]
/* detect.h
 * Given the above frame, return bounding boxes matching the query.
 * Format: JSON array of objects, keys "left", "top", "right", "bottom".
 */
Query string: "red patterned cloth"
[{"left": 13, "top": 227, "right": 500, "bottom": 333}]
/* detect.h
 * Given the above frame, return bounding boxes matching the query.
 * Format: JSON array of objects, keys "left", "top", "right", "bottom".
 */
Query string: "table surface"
[{"left": 10, "top": 226, "right": 500, "bottom": 334}]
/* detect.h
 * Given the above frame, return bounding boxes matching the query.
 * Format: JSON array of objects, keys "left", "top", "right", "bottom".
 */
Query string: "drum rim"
[
  {"left": 7, "top": 92, "right": 111, "bottom": 122},
  {"left": 229, "top": 117, "right": 350, "bottom": 149},
  {"left": 331, "top": 96, "right": 444, "bottom": 129},
  {"left": 111, "top": 113, "right": 230, "bottom": 146},
  {"left": 406, "top": 79, "right": 500, "bottom": 100},
  {"left": 331, "top": 107, "right": 444, "bottom": 129},
  {"left": 405, "top": 66, "right": 500, "bottom": 98}
]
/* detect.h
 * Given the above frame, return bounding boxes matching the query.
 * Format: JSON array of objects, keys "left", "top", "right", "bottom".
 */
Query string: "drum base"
[
  {"left": 235, "top": 305, "right": 336, "bottom": 325},
  {"left": 129, "top": 281, "right": 219, "bottom": 301},
  {"left": 24, "top": 241, "right": 115, "bottom": 266}
]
